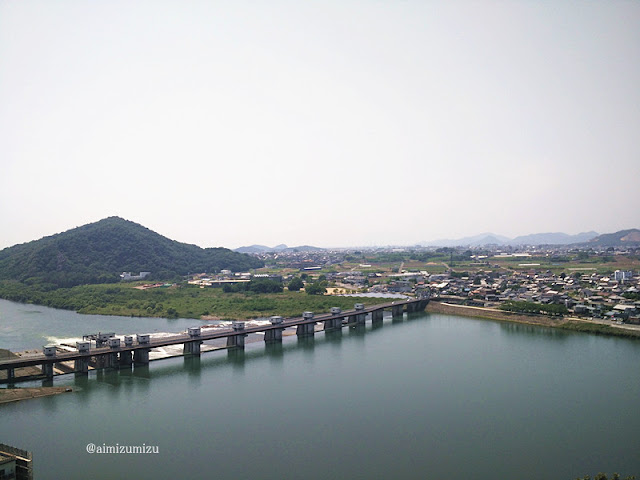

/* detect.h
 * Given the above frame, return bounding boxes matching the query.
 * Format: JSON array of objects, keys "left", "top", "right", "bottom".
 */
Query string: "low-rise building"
[
  {"left": 0, "top": 454, "right": 16, "bottom": 480},
  {"left": 0, "top": 444, "right": 31, "bottom": 480}
]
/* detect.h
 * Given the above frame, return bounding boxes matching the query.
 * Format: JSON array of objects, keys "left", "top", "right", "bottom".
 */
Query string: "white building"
[
  {"left": 120, "top": 272, "right": 151, "bottom": 281},
  {"left": 613, "top": 270, "right": 633, "bottom": 282}
]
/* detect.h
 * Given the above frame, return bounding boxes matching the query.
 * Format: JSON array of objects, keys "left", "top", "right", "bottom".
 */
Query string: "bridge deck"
[{"left": 0, "top": 299, "right": 425, "bottom": 370}]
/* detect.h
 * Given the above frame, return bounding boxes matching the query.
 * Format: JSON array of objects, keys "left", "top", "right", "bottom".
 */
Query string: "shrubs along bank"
[{"left": 0, "top": 282, "right": 390, "bottom": 321}]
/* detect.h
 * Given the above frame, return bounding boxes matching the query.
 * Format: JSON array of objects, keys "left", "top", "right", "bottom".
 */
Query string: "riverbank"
[
  {"left": 0, "top": 386, "right": 72, "bottom": 404},
  {"left": 425, "top": 301, "right": 640, "bottom": 339}
]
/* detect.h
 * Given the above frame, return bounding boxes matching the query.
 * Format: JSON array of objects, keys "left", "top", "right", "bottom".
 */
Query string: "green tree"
[
  {"left": 248, "top": 279, "right": 283, "bottom": 293},
  {"left": 288, "top": 277, "right": 304, "bottom": 292},
  {"left": 305, "top": 282, "right": 326, "bottom": 295}
]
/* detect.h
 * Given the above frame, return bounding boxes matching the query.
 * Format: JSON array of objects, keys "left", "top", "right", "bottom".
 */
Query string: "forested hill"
[{"left": 0, "top": 217, "right": 263, "bottom": 287}]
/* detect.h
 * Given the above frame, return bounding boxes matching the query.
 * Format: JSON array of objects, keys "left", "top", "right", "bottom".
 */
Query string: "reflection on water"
[
  {"left": 183, "top": 355, "right": 201, "bottom": 384},
  {"left": 323, "top": 329, "right": 343, "bottom": 343},
  {"left": 297, "top": 335, "right": 316, "bottom": 351},
  {"left": 264, "top": 341, "right": 284, "bottom": 362},
  {"left": 499, "top": 321, "right": 566, "bottom": 338},
  {"left": 348, "top": 323, "right": 367, "bottom": 338},
  {"left": 226, "top": 347, "right": 246, "bottom": 368}
]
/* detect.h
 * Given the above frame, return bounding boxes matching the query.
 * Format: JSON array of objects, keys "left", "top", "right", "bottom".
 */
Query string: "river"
[{"left": 1, "top": 299, "right": 639, "bottom": 479}]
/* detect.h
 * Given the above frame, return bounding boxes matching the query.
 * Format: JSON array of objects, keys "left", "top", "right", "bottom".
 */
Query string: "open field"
[{"left": 489, "top": 254, "right": 640, "bottom": 275}]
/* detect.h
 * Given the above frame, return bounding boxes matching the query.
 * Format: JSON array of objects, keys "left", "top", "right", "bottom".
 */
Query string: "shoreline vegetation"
[
  {"left": 426, "top": 301, "right": 640, "bottom": 339},
  {"left": 0, "top": 283, "right": 392, "bottom": 320}
]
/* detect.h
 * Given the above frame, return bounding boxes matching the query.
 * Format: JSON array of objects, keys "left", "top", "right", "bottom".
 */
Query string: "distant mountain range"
[
  {"left": 235, "top": 244, "right": 324, "bottom": 254},
  {"left": 420, "top": 231, "right": 602, "bottom": 247},
  {"left": 238, "top": 229, "right": 640, "bottom": 251},
  {"left": 0, "top": 217, "right": 263, "bottom": 287}
]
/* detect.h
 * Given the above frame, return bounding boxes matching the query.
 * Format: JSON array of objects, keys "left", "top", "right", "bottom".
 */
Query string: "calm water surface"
[{"left": 1, "top": 300, "right": 639, "bottom": 479}]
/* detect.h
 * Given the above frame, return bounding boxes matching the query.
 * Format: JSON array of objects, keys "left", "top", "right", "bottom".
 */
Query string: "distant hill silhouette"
[
  {"left": 421, "top": 231, "right": 599, "bottom": 247},
  {"left": 235, "top": 244, "right": 289, "bottom": 254},
  {"left": 419, "top": 233, "right": 510, "bottom": 247},
  {"left": 510, "top": 231, "right": 598, "bottom": 245},
  {"left": 0, "top": 217, "right": 263, "bottom": 287},
  {"left": 586, "top": 229, "right": 640, "bottom": 247},
  {"left": 235, "top": 244, "right": 324, "bottom": 253}
]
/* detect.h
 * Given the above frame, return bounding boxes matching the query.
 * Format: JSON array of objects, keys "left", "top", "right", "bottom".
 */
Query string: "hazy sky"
[{"left": 1, "top": 1, "right": 639, "bottom": 250}]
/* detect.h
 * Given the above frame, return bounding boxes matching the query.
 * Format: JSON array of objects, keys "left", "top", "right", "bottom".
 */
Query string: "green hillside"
[{"left": 0, "top": 217, "right": 263, "bottom": 287}]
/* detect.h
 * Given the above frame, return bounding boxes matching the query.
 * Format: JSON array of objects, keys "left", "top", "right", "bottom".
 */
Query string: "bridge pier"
[
  {"left": 92, "top": 355, "right": 104, "bottom": 369},
  {"left": 227, "top": 335, "right": 247, "bottom": 348},
  {"left": 184, "top": 327, "right": 202, "bottom": 355},
  {"left": 73, "top": 342, "right": 91, "bottom": 373},
  {"left": 324, "top": 307, "right": 343, "bottom": 330},
  {"left": 41, "top": 363, "right": 54, "bottom": 379},
  {"left": 134, "top": 334, "right": 151, "bottom": 365},
  {"left": 264, "top": 316, "right": 284, "bottom": 342},
  {"left": 106, "top": 338, "right": 121, "bottom": 368},
  {"left": 352, "top": 303, "right": 366, "bottom": 324},
  {"left": 108, "top": 352, "right": 120, "bottom": 368},
  {"left": 184, "top": 341, "right": 202, "bottom": 355},
  {"left": 94, "top": 352, "right": 117, "bottom": 369},
  {"left": 120, "top": 337, "right": 134, "bottom": 365},
  {"left": 74, "top": 357, "right": 89, "bottom": 373},
  {"left": 372, "top": 309, "right": 384, "bottom": 324},
  {"left": 263, "top": 330, "right": 281, "bottom": 342},
  {"left": 297, "top": 312, "right": 315, "bottom": 336},
  {"left": 391, "top": 304, "right": 404, "bottom": 318},
  {"left": 7, "top": 367, "right": 15, "bottom": 381},
  {"left": 119, "top": 351, "right": 133, "bottom": 366},
  {"left": 134, "top": 349, "right": 150, "bottom": 365},
  {"left": 227, "top": 321, "right": 247, "bottom": 348},
  {"left": 407, "top": 301, "right": 424, "bottom": 313},
  {"left": 42, "top": 345, "right": 56, "bottom": 378},
  {"left": 296, "top": 323, "right": 315, "bottom": 336}
]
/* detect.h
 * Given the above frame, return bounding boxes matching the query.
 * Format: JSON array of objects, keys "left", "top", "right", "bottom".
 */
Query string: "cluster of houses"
[
  {"left": 182, "top": 253, "right": 640, "bottom": 323},
  {"left": 367, "top": 268, "right": 639, "bottom": 323}
]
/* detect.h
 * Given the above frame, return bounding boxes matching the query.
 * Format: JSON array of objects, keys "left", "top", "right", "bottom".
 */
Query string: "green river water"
[{"left": 0, "top": 299, "right": 639, "bottom": 479}]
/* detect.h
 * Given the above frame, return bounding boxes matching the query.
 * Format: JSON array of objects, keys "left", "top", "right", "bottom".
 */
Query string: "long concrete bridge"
[{"left": 0, "top": 298, "right": 428, "bottom": 384}]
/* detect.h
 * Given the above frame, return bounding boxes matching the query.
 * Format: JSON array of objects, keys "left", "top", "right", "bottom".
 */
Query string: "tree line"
[{"left": 500, "top": 300, "right": 568, "bottom": 316}]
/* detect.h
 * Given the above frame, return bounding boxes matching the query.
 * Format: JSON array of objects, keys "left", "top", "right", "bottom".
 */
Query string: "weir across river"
[{"left": 0, "top": 298, "right": 429, "bottom": 384}]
